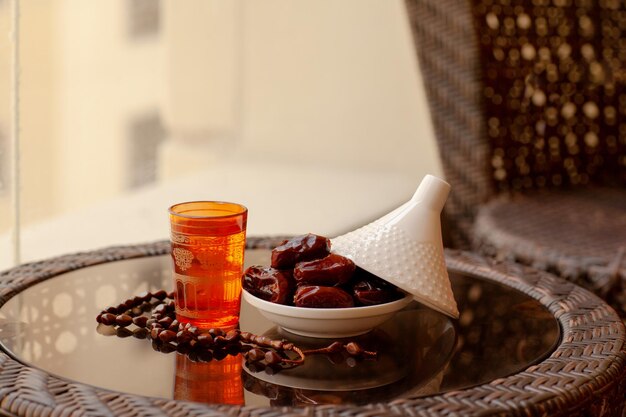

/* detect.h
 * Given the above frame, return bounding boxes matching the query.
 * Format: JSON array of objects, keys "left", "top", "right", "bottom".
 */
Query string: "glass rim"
[{"left": 168, "top": 201, "right": 248, "bottom": 219}]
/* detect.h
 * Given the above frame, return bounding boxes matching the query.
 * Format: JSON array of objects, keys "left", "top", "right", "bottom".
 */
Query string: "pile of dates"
[{"left": 243, "top": 234, "right": 403, "bottom": 308}]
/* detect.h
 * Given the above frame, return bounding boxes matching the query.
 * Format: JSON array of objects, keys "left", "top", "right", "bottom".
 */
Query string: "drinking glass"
[{"left": 169, "top": 201, "right": 247, "bottom": 329}]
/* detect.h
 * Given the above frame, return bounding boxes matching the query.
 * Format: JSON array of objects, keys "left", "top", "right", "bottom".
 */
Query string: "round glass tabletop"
[{"left": 0, "top": 249, "right": 560, "bottom": 407}]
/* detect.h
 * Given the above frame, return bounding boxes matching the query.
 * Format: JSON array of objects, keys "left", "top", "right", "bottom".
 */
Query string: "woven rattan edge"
[{"left": 0, "top": 238, "right": 624, "bottom": 416}]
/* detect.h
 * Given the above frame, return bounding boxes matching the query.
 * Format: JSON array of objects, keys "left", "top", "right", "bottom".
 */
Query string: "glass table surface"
[{"left": 0, "top": 249, "right": 560, "bottom": 407}]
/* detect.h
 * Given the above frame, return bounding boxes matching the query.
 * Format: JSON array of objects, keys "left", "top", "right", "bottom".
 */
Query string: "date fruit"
[
  {"left": 271, "top": 234, "right": 331, "bottom": 269},
  {"left": 294, "top": 254, "right": 355, "bottom": 286},
  {"left": 352, "top": 271, "right": 403, "bottom": 306},
  {"left": 243, "top": 266, "right": 293, "bottom": 304},
  {"left": 294, "top": 286, "right": 354, "bottom": 308},
  {"left": 243, "top": 233, "right": 404, "bottom": 309}
]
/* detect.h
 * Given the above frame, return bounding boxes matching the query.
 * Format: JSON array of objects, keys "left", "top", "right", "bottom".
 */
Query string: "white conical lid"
[{"left": 331, "top": 175, "right": 459, "bottom": 319}]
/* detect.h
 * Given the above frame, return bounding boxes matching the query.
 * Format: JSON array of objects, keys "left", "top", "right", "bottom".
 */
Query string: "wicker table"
[{"left": 0, "top": 238, "right": 624, "bottom": 416}]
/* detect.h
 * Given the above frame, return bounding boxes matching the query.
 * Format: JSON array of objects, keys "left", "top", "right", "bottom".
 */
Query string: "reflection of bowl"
[
  {"left": 242, "top": 310, "right": 457, "bottom": 406},
  {"left": 243, "top": 290, "right": 413, "bottom": 338},
  {"left": 244, "top": 327, "right": 405, "bottom": 392}
]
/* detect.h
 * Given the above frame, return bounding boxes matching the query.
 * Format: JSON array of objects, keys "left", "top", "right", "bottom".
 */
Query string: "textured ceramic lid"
[{"left": 331, "top": 175, "right": 459, "bottom": 319}]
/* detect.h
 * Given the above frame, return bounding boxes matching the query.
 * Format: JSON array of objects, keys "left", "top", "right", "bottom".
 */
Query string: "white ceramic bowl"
[{"left": 243, "top": 290, "right": 414, "bottom": 338}]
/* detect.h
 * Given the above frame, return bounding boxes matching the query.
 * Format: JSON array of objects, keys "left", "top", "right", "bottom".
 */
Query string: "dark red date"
[
  {"left": 294, "top": 254, "right": 355, "bottom": 286},
  {"left": 271, "top": 234, "right": 331, "bottom": 269},
  {"left": 243, "top": 266, "right": 293, "bottom": 304},
  {"left": 246, "top": 234, "right": 404, "bottom": 309},
  {"left": 294, "top": 286, "right": 354, "bottom": 308},
  {"left": 352, "top": 270, "right": 404, "bottom": 306}
]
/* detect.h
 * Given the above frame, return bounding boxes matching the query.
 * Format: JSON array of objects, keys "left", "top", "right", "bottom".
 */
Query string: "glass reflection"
[
  {"left": 242, "top": 309, "right": 456, "bottom": 406},
  {"left": 175, "top": 353, "right": 244, "bottom": 405},
  {"left": 442, "top": 273, "right": 562, "bottom": 390}
]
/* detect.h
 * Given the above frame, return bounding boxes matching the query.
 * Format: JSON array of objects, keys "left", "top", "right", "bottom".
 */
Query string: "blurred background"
[{"left": 0, "top": 0, "right": 442, "bottom": 269}]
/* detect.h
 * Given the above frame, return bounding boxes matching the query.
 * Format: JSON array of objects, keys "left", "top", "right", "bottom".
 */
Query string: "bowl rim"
[{"left": 242, "top": 289, "right": 413, "bottom": 319}]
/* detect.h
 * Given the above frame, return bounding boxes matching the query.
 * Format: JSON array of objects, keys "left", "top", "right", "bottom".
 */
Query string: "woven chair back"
[{"left": 405, "top": 0, "right": 626, "bottom": 248}]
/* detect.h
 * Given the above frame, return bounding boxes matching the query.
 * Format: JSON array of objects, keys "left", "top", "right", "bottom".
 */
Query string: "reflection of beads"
[{"left": 96, "top": 291, "right": 377, "bottom": 370}]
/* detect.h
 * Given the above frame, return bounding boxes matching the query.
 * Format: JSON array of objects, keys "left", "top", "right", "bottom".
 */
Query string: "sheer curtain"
[{"left": 1, "top": 0, "right": 19, "bottom": 268}]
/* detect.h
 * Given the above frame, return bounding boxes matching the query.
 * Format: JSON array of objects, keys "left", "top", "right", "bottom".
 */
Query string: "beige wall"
[
  {"left": 160, "top": 0, "right": 442, "bottom": 182},
  {"left": 1, "top": 1, "right": 443, "bottom": 267},
  {"left": 162, "top": 1, "right": 239, "bottom": 136},
  {"left": 239, "top": 0, "right": 438, "bottom": 177},
  {"left": 54, "top": 0, "right": 163, "bottom": 212},
  {"left": 2, "top": 0, "right": 441, "bottom": 227}
]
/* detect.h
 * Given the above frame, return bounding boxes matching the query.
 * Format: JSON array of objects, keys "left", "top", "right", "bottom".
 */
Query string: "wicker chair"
[{"left": 404, "top": 0, "right": 626, "bottom": 317}]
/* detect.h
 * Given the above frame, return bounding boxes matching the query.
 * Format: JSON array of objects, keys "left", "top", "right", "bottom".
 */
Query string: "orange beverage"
[
  {"left": 169, "top": 201, "right": 247, "bottom": 329},
  {"left": 174, "top": 353, "right": 244, "bottom": 405}
]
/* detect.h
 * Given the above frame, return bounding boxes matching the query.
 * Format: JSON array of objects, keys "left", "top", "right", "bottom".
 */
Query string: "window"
[
  {"left": 128, "top": 0, "right": 160, "bottom": 39},
  {"left": 127, "top": 112, "right": 165, "bottom": 190}
]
